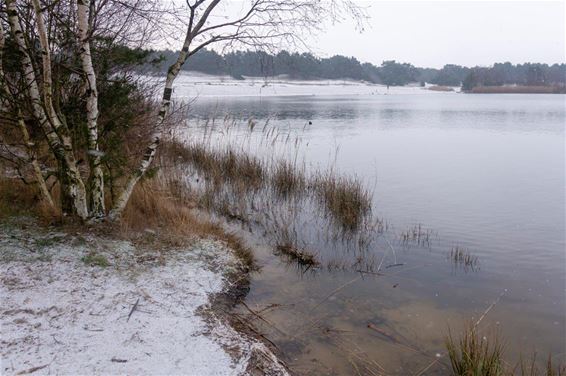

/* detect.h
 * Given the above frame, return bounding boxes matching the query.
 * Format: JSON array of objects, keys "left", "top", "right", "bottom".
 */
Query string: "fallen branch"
[
  {"left": 127, "top": 298, "right": 140, "bottom": 322},
  {"left": 15, "top": 364, "right": 48, "bottom": 375}
]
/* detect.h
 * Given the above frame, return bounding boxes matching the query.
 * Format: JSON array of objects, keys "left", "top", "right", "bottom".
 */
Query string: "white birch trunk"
[
  {"left": 17, "top": 112, "right": 57, "bottom": 210},
  {"left": 77, "top": 0, "right": 105, "bottom": 217},
  {"left": 0, "top": 20, "right": 55, "bottom": 209},
  {"left": 108, "top": 34, "right": 194, "bottom": 220},
  {"left": 7, "top": 0, "right": 89, "bottom": 219}
]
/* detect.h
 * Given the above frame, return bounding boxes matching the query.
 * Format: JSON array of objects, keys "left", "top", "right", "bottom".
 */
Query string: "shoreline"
[{"left": 0, "top": 217, "right": 288, "bottom": 375}]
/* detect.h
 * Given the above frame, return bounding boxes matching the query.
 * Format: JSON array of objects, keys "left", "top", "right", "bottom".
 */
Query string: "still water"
[{"left": 180, "top": 83, "right": 565, "bottom": 374}]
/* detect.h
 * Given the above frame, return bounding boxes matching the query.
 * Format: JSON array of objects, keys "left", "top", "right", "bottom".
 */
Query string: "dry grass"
[
  {"left": 313, "top": 172, "right": 372, "bottom": 231},
  {"left": 469, "top": 85, "right": 565, "bottom": 94},
  {"left": 428, "top": 85, "right": 455, "bottom": 92},
  {"left": 275, "top": 242, "right": 320, "bottom": 268},
  {"left": 0, "top": 178, "right": 60, "bottom": 224},
  {"left": 271, "top": 159, "right": 306, "bottom": 198},
  {"left": 164, "top": 141, "right": 265, "bottom": 191},
  {"left": 119, "top": 173, "right": 255, "bottom": 270}
]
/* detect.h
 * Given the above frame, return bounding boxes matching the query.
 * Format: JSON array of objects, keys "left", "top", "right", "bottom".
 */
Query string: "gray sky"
[{"left": 311, "top": 1, "right": 565, "bottom": 68}]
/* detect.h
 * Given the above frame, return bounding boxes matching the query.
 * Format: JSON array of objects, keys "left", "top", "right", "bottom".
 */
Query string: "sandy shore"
[{"left": 0, "top": 218, "right": 287, "bottom": 375}]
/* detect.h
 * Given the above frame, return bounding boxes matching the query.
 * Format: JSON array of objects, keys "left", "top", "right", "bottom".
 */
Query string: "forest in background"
[{"left": 149, "top": 49, "right": 566, "bottom": 90}]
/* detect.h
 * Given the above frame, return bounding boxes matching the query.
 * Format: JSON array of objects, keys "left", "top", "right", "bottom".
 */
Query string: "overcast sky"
[{"left": 310, "top": 1, "right": 565, "bottom": 68}]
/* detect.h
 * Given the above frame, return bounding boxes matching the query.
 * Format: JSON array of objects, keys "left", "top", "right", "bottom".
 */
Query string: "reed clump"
[
  {"left": 275, "top": 242, "right": 320, "bottom": 267},
  {"left": 170, "top": 142, "right": 265, "bottom": 191},
  {"left": 271, "top": 159, "right": 306, "bottom": 198},
  {"left": 313, "top": 172, "right": 372, "bottom": 231},
  {"left": 446, "top": 324, "right": 566, "bottom": 376},
  {"left": 400, "top": 224, "right": 433, "bottom": 247},
  {"left": 446, "top": 324, "right": 504, "bottom": 376},
  {"left": 450, "top": 246, "right": 479, "bottom": 269}
]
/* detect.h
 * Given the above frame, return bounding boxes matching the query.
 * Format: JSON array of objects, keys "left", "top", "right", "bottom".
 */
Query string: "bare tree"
[
  {"left": 109, "top": 0, "right": 364, "bottom": 219},
  {"left": 1, "top": 0, "right": 362, "bottom": 221}
]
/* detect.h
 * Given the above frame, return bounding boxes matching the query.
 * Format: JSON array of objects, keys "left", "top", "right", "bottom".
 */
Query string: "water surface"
[{"left": 178, "top": 83, "right": 565, "bottom": 374}]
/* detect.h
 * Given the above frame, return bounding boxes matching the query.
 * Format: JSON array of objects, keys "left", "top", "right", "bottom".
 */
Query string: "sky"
[{"left": 309, "top": 1, "right": 565, "bottom": 68}]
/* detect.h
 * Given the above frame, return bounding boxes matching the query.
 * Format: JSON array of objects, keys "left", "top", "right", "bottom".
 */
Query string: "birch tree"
[
  {"left": 0, "top": 21, "right": 55, "bottom": 209},
  {"left": 6, "top": 0, "right": 89, "bottom": 219},
  {"left": 77, "top": 0, "right": 105, "bottom": 218},
  {"left": 1, "top": 0, "right": 362, "bottom": 221},
  {"left": 108, "top": 0, "right": 364, "bottom": 219}
]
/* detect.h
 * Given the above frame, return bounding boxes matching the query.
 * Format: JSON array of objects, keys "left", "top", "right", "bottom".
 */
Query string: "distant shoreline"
[{"left": 466, "top": 85, "right": 566, "bottom": 94}]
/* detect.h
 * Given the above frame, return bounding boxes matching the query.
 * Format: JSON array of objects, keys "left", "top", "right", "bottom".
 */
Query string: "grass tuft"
[
  {"left": 446, "top": 324, "right": 504, "bottom": 376},
  {"left": 313, "top": 172, "right": 372, "bottom": 231},
  {"left": 81, "top": 252, "right": 110, "bottom": 267},
  {"left": 271, "top": 159, "right": 306, "bottom": 198}
]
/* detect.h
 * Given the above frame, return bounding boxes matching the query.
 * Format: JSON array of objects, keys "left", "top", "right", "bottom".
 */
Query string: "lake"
[{"left": 175, "top": 75, "right": 565, "bottom": 375}]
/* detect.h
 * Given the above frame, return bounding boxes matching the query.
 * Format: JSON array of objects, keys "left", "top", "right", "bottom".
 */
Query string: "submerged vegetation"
[
  {"left": 399, "top": 224, "right": 434, "bottom": 247},
  {"left": 449, "top": 246, "right": 479, "bottom": 271},
  {"left": 159, "top": 119, "right": 377, "bottom": 271},
  {"left": 313, "top": 171, "right": 372, "bottom": 231}
]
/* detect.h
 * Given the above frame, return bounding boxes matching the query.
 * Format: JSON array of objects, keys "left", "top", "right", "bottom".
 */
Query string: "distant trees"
[
  {"left": 461, "top": 63, "right": 565, "bottom": 91},
  {"left": 149, "top": 49, "right": 565, "bottom": 90}
]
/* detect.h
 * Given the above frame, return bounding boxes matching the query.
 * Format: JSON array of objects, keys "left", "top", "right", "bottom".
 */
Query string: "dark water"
[{"left": 184, "top": 92, "right": 565, "bottom": 374}]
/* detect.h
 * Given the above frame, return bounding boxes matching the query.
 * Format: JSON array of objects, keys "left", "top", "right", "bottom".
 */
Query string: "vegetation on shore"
[
  {"left": 149, "top": 48, "right": 566, "bottom": 90},
  {"left": 446, "top": 324, "right": 565, "bottom": 376}
]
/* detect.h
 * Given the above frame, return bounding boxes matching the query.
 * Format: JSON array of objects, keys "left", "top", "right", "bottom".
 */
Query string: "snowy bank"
[
  {"left": 0, "top": 220, "right": 288, "bottom": 375},
  {"left": 141, "top": 71, "right": 459, "bottom": 99}
]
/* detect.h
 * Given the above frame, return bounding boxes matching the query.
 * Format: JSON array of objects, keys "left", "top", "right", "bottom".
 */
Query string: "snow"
[
  {"left": 0, "top": 222, "right": 288, "bottom": 375},
  {"left": 142, "top": 71, "right": 457, "bottom": 99}
]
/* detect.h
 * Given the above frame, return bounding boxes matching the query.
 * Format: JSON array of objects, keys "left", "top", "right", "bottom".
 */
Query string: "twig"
[
  {"left": 127, "top": 298, "right": 140, "bottom": 322},
  {"left": 475, "top": 290, "right": 506, "bottom": 328},
  {"left": 309, "top": 276, "right": 360, "bottom": 313},
  {"left": 413, "top": 358, "right": 440, "bottom": 376},
  {"left": 240, "top": 301, "right": 288, "bottom": 337},
  {"left": 385, "top": 263, "right": 404, "bottom": 269},
  {"left": 15, "top": 364, "right": 48, "bottom": 375}
]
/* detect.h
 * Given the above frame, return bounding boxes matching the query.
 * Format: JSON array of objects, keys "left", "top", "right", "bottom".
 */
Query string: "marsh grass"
[
  {"left": 446, "top": 324, "right": 504, "bottom": 376},
  {"left": 160, "top": 134, "right": 377, "bottom": 269},
  {"left": 121, "top": 170, "right": 255, "bottom": 271},
  {"left": 449, "top": 246, "right": 479, "bottom": 271},
  {"left": 446, "top": 324, "right": 566, "bottom": 376},
  {"left": 271, "top": 159, "right": 306, "bottom": 198},
  {"left": 275, "top": 242, "right": 320, "bottom": 268},
  {"left": 514, "top": 354, "right": 566, "bottom": 376},
  {"left": 313, "top": 171, "right": 372, "bottom": 231},
  {"left": 399, "top": 224, "right": 434, "bottom": 247}
]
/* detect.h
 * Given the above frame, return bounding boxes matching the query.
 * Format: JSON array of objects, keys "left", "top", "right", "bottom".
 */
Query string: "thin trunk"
[
  {"left": 0, "top": 19, "right": 55, "bottom": 209},
  {"left": 8, "top": 0, "right": 89, "bottom": 219},
  {"left": 108, "top": 0, "right": 223, "bottom": 220},
  {"left": 77, "top": 0, "right": 105, "bottom": 217},
  {"left": 17, "top": 112, "right": 56, "bottom": 209},
  {"left": 108, "top": 34, "right": 193, "bottom": 220}
]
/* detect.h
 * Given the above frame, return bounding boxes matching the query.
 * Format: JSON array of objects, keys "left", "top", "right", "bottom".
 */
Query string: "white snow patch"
[
  {"left": 0, "top": 225, "right": 287, "bottom": 375},
  {"left": 140, "top": 72, "right": 456, "bottom": 99}
]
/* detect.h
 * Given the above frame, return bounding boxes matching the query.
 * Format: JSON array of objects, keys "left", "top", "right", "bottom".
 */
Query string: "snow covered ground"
[
  {"left": 0, "top": 220, "right": 287, "bottom": 375},
  {"left": 142, "top": 71, "right": 458, "bottom": 99}
]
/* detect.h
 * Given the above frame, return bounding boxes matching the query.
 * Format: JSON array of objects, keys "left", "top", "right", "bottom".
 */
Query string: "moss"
[{"left": 81, "top": 252, "right": 110, "bottom": 267}]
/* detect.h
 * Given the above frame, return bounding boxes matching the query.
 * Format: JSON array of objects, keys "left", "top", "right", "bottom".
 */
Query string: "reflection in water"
[{"left": 181, "top": 92, "right": 565, "bottom": 374}]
